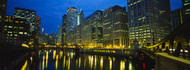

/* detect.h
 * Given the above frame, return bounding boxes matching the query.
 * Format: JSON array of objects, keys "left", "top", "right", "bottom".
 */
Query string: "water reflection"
[{"left": 20, "top": 50, "right": 154, "bottom": 70}]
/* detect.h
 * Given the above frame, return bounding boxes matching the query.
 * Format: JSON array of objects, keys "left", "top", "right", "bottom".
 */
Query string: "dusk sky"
[{"left": 7, "top": 0, "right": 182, "bottom": 34}]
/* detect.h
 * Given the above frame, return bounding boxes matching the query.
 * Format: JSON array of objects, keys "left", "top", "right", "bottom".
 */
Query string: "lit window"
[
  {"left": 9, "top": 26, "right": 13, "bottom": 28},
  {"left": 19, "top": 32, "right": 23, "bottom": 34},
  {"left": 15, "top": 21, "right": 19, "bottom": 23},
  {"left": 24, "top": 32, "right": 27, "bottom": 34},
  {"left": 14, "top": 34, "right": 17, "bottom": 36}
]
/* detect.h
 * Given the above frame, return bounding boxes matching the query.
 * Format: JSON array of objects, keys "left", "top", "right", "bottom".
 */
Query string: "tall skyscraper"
[
  {"left": 81, "top": 10, "right": 103, "bottom": 48},
  {"left": 77, "top": 10, "right": 84, "bottom": 25},
  {"left": 66, "top": 7, "right": 78, "bottom": 45},
  {"left": 57, "top": 25, "right": 63, "bottom": 45},
  {"left": 14, "top": 7, "right": 36, "bottom": 34},
  {"left": 127, "top": 0, "right": 171, "bottom": 46},
  {"left": 62, "top": 14, "right": 67, "bottom": 45},
  {"left": 182, "top": 0, "right": 190, "bottom": 23},
  {"left": 103, "top": 5, "right": 128, "bottom": 48}
]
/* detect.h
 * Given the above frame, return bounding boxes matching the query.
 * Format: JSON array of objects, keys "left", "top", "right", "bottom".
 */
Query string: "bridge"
[{"left": 141, "top": 23, "right": 190, "bottom": 70}]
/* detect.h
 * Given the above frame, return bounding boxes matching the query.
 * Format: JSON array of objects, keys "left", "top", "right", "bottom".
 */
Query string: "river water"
[{"left": 19, "top": 50, "right": 155, "bottom": 70}]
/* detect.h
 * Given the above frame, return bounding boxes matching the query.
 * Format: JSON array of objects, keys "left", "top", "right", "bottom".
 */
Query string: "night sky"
[{"left": 7, "top": 0, "right": 182, "bottom": 34}]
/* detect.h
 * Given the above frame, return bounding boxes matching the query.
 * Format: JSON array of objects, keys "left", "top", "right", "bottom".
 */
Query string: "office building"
[
  {"left": 0, "top": 0, "right": 8, "bottom": 44},
  {"left": 103, "top": 5, "right": 128, "bottom": 48},
  {"left": 81, "top": 10, "right": 103, "bottom": 48},
  {"left": 66, "top": 7, "right": 78, "bottom": 45},
  {"left": 171, "top": 9, "right": 184, "bottom": 30},
  {"left": 127, "top": 0, "right": 171, "bottom": 46},
  {"left": 182, "top": 0, "right": 190, "bottom": 23},
  {"left": 62, "top": 14, "right": 67, "bottom": 45},
  {"left": 57, "top": 25, "right": 63, "bottom": 45},
  {"left": 77, "top": 10, "right": 84, "bottom": 25},
  {"left": 14, "top": 7, "right": 36, "bottom": 34},
  {"left": 3, "top": 16, "right": 30, "bottom": 47}
]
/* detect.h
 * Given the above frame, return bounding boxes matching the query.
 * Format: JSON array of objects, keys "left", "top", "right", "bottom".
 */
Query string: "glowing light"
[
  {"left": 42, "top": 55, "right": 45, "bottom": 70},
  {"left": 109, "top": 57, "right": 112, "bottom": 70},
  {"left": 129, "top": 61, "right": 132, "bottom": 70},
  {"left": 63, "top": 56, "right": 66, "bottom": 68},
  {"left": 53, "top": 50, "right": 56, "bottom": 59},
  {"left": 22, "top": 44, "right": 29, "bottom": 48},
  {"left": 79, "top": 57, "right": 81, "bottom": 68},
  {"left": 46, "top": 51, "right": 48, "bottom": 68},
  {"left": 30, "top": 57, "right": 33, "bottom": 63},
  {"left": 21, "top": 60, "right": 28, "bottom": 70},
  {"left": 100, "top": 56, "right": 103, "bottom": 70},
  {"left": 94, "top": 55, "right": 97, "bottom": 69},
  {"left": 56, "top": 54, "right": 59, "bottom": 70},
  {"left": 120, "top": 60, "right": 125, "bottom": 70}
]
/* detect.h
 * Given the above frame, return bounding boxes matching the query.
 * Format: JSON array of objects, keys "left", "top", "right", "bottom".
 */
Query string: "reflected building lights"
[
  {"left": 21, "top": 60, "right": 28, "bottom": 70},
  {"left": 94, "top": 55, "right": 97, "bottom": 69},
  {"left": 100, "top": 56, "right": 103, "bottom": 70},
  {"left": 53, "top": 50, "right": 56, "bottom": 59},
  {"left": 109, "top": 57, "right": 112, "bottom": 70},
  {"left": 120, "top": 60, "right": 125, "bottom": 70},
  {"left": 79, "top": 57, "right": 81, "bottom": 68},
  {"left": 56, "top": 54, "right": 59, "bottom": 70},
  {"left": 46, "top": 51, "right": 49, "bottom": 68},
  {"left": 42, "top": 55, "right": 45, "bottom": 70},
  {"left": 129, "top": 61, "right": 132, "bottom": 70}
]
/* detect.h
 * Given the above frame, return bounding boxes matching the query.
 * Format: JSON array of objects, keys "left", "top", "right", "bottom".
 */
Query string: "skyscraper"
[
  {"left": 182, "top": 0, "right": 190, "bottom": 23},
  {"left": 81, "top": 10, "right": 103, "bottom": 48},
  {"left": 57, "top": 25, "right": 63, "bottom": 45},
  {"left": 66, "top": 7, "right": 78, "bottom": 45},
  {"left": 103, "top": 5, "right": 128, "bottom": 48},
  {"left": 14, "top": 7, "right": 36, "bottom": 34},
  {"left": 62, "top": 14, "right": 67, "bottom": 45},
  {"left": 127, "top": 0, "right": 171, "bottom": 46},
  {"left": 102, "top": 5, "right": 128, "bottom": 48},
  {"left": 77, "top": 10, "right": 84, "bottom": 25}
]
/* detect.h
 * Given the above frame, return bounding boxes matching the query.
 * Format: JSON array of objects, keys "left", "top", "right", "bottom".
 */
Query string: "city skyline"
[{"left": 6, "top": 0, "right": 182, "bottom": 34}]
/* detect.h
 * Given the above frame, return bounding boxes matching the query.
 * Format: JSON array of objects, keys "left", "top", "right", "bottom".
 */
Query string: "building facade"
[
  {"left": 127, "top": 0, "right": 171, "bottom": 47},
  {"left": 57, "top": 25, "right": 63, "bottom": 45},
  {"left": 3, "top": 16, "right": 30, "bottom": 47},
  {"left": 182, "top": 0, "right": 190, "bottom": 24},
  {"left": 0, "top": 0, "right": 8, "bottom": 44},
  {"left": 171, "top": 9, "right": 184, "bottom": 30},
  {"left": 66, "top": 7, "right": 78, "bottom": 45},
  {"left": 103, "top": 5, "right": 128, "bottom": 48},
  {"left": 62, "top": 14, "right": 67, "bottom": 45},
  {"left": 81, "top": 10, "right": 103, "bottom": 48},
  {"left": 14, "top": 7, "right": 36, "bottom": 35}
]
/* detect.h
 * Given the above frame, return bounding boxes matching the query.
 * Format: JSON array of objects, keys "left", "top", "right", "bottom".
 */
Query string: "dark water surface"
[{"left": 19, "top": 50, "right": 155, "bottom": 70}]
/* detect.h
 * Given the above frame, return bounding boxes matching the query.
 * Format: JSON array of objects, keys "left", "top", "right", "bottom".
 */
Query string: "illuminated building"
[
  {"left": 77, "top": 10, "right": 84, "bottom": 25},
  {"left": 103, "top": 5, "right": 128, "bottom": 48},
  {"left": 182, "top": 0, "right": 190, "bottom": 24},
  {"left": 14, "top": 7, "right": 36, "bottom": 35},
  {"left": 171, "top": 9, "right": 184, "bottom": 30},
  {"left": 81, "top": 10, "right": 103, "bottom": 48},
  {"left": 3, "top": 16, "right": 30, "bottom": 47},
  {"left": 57, "top": 25, "right": 63, "bottom": 45},
  {"left": 62, "top": 14, "right": 67, "bottom": 45},
  {"left": 35, "top": 16, "right": 41, "bottom": 38},
  {"left": 66, "top": 7, "right": 78, "bottom": 45},
  {"left": 127, "top": 0, "right": 171, "bottom": 46},
  {"left": 0, "top": 0, "right": 8, "bottom": 43},
  {"left": 74, "top": 25, "right": 81, "bottom": 45}
]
